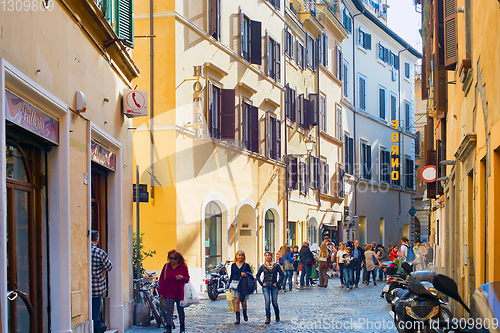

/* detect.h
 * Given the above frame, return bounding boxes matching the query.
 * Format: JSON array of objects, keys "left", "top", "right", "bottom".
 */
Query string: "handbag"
[
  {"left": 373, "top": 254, "right": 379, "bottom": 266},
  {"left": 180, "top": 281, "right": 199, "bottom": 307},
  {"left": 284, "top": 254, "right": 294, "bottom": 271}
]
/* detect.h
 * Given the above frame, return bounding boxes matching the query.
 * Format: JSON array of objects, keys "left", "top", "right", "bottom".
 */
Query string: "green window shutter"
[{"left": 115, "top": 0, "right": 134, "bottom": 48}]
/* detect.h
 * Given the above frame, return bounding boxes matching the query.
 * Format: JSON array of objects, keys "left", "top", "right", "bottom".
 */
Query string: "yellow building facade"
[
  {"left": 421, "top": 0, "right": 500, "bottom": 316},
  {"left": 1, "top": 0, "right": 139, "bottom": 332}
]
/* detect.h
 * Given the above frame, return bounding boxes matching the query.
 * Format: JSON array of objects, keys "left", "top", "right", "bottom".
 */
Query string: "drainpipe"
[
  {"left": 397, "top": 45, "right": 409, "bottom": 216},
  {"left": 351, "top": 6, "right": 365, "bottom": 218},
  {"left": 284, "top": 20, "right": 289, "bottom": 248},
  {"left": 316, "top": 31, "right": 321, "bottom": 210},
  {"left": 150, "top": 0, "right": 155, "bottom": 198}
]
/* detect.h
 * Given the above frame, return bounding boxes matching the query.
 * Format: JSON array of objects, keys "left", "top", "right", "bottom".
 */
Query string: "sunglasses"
[{"left": 169, "top": 257, "right": 179, "bottom": 260}]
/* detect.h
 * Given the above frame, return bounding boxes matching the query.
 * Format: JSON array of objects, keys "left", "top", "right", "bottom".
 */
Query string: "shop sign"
[
  {"left": 91, "top": 140, "right": 116, "bottom": 171},
  {"left": 123, "top": 89, "right": 148, "bottom": 118},
  {"left": 4, "top": 90, "right": 59, "bottom": 144}
]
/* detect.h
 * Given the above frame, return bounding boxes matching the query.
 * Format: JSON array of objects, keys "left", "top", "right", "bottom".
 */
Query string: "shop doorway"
[
  {"left": 264, "top": 210, "right": 275, "bottom": 254},
  {"left": 6, "top": 138, "right": 47, "bottom": 332},
  {"left": 205, "top": 201, "right": 222, "bottom": 272},
  {"left": 91, "top": 166, "right": 108, "bottom": 252}
]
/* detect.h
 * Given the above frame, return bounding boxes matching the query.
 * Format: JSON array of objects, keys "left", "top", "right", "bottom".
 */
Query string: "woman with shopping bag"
[
  {"left": 228, "top": 250, "right": 252, "bottom": 325},
  {"left": 159, "top": 249, "right": 190, "bottom": 333}
]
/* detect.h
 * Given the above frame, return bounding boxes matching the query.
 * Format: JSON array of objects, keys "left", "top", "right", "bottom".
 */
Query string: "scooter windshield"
[{"left": 470, "top": 282, "right": 500, "bottom": 333}]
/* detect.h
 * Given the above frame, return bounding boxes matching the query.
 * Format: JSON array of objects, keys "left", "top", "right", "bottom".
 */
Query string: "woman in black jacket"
[
  {"left": 256, "top": 251, "right": 284, "bottom": 324},
  {"left": 229, "top": 250, "right": 252, "bottom": 324}
]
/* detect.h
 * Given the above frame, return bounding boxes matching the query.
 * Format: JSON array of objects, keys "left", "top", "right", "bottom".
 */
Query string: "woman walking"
[
  {"left": 281, "top": 245, "right": 294, "bottom": 291},
  {"left": 363, "top": 244, "right": 377, "bottom": 285},
  {"left": 229, "top": 250, "right": 252, "bottom": 324},
  {"left": 336, "top": 243, "right": 346, "bottom": 286},
  {"left": 256, "top": 251, "right": 284, "bottom": 324},
  {"left": 318, "top": 243, "right": 329, "bottom": 287},
  {"left": 158, "top": 249, "right": 190, "bottom": 333}
]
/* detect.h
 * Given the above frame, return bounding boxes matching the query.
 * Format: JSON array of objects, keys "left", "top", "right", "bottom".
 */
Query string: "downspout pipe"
[
  {"left": 150, "top": 0, "right": 155, "bottom": 198},
  {"left": 397, "top": 44, "right": 409, "bottom": 215},
  {"left": 351, "top": 6, "right": 365, "bottom": 218},
  {"left": 317, "top": 31, "right": 321, "bottom": 209},
  {"left": 284, "top": 21, "right": 289, "bottom": 248}
]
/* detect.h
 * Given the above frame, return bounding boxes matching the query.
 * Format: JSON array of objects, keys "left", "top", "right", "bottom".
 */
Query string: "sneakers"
[
  {"left": 346, "top": 287, "right": 350, "bottom": 291},
  {"left": 354, "top": 285, "right": 358, "bottom": 288}
]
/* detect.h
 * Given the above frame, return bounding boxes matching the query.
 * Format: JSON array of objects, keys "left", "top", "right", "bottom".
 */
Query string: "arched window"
[
  {"left": 307, "top": 219, "right": 318, "bottom": 246},
  {"left": 205, "top": 201, "right": 222, "bottom": 272},
  {"left": 264, "top": 210, "right": 275, "bottom": 254}
]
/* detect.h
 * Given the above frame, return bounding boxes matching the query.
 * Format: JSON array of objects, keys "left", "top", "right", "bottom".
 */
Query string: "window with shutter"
[
  {"left": 361, "top": 143, "right": 371, "bottom": 179},
  {"left": 405, "top": 62, "right": 410, "bottom": 78},
  {"left": 306, "top": 34, "right": 313, "bottom": 69},
  {"left": 325, "top": 163, "right": 330, "bottom": 194},
  {"left": 241, "top": 12, "right": 250, "bottom": 61},
  {"left": 276, "top": 119, "right": 281, "bottom": 160},
  {"left": 318, "top": 34, "right": 323, "bottom": 67},
  {"left": 220, "top": 89, "right": 236, "bottom": 140},
  {"left": 298, "top": 94, "right": 304, "bottom": 127},
  {"left": 338, "top": 165, "right": 344, "bottom": 198},
  {"left": 309, "top": 93, "right": 319, "bottom": 126},
  {"left": 405, "top": 158, "right": 414, "bottom": 189},
  {"left": 250, "top": 20, "right": 262, "bottom": 65},
  {"left": 285, "top": 29, "right": 294, "bottom": 59},
  {"left": 275, "top": 42, "right": 281, "bottom": 82},
  {"left": 115, "top": 0, "right": 134, "bottom": 47},
  {"left": 358, "top": 76, "right": 366, "bottom": 111},
  {"left": 405, "top": 101, "right": 411, "bottom": 130},
  {"left": 390, "top": 93, "right": 397, "bottom": 122},
  {"left": 208, "top": 85, "right": 220, "bottom": 139},
  {"left": 291, "top": 89, "right": 296, "bottom": 123},
  {"left": 289, "top": 157, "right": 298, "bottom": 190},
  {"left": 303, "top": 97, "right": 310, "bottom": 129},
  {"left": 443, "top": 0, "right": 458, "bottom": 70},
  {"left": 364, "top": 33, "right": 371, "bottom": 50},
  {"left": 343, "top": 61, "right": 349, "bottom": 97},
  {"left": 379, "top": 87, "right": 386, "bottom": 119},
  {"left": 344, "top": 135, "right": 354, "bottom": 175},
  {"left": 208, "top": 0, "right": 221, "bottom": 40},
  {"left": 320, "top": 96, "right": 326, "bottom": 133},
  {"left": 336, "top": 45, "right": 343, "bottom": 80},
  {"left": 300, "top": 161, "right": 306, "bottom": 195},
  {"left": 250, "top": 106, "right": 259, "bottom": 153},
  {"left": 242, "top": 102, "right": 251, "bottom": 149},
  {"left": 319, "top": 160, "right": 325, "bottom": 194},
  {"left": 335, "top": 104, "right": 342, "bottom": 140},
  {"left": 323, "top": 34, "right": 328, "bottom": 66},
  {"left": 310, "top": 156, "right": 316, "bottom": 189},
  {"left": 266, "top": 33, "right": 271, "bottom": 77}
]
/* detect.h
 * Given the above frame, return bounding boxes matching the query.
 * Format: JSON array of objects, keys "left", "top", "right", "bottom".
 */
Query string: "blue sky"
[{"left": 387, "top": 0, "right": 422, "bottom": 52}]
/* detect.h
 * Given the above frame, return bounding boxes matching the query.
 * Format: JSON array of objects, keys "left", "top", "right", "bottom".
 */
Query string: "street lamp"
[{"left": 304, "top": 135, "right": 316, "bottom": 154}]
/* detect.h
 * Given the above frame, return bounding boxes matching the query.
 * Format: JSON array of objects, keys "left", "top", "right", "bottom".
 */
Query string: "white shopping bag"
[{"left": 180, "top": 281, "right": 200, "bottom": 307}]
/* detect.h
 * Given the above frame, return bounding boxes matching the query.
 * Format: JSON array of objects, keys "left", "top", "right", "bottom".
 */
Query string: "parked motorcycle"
[
  {"left": 204, "top": 260, "right": 231, "bottom": 301},
  {"left": 380, "top": 261, "right": 409, "bottom": 303},
  {"left": 431, "top": 274, "right": 499, "bottom": 332},
  {"left": 390, "top": 262, "right": 452, "bottom": 333}
]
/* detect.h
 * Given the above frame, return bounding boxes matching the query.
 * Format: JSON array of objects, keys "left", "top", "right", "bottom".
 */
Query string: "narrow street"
[{"left": 127, "top": 277, "right": 397, "bottom": 333}]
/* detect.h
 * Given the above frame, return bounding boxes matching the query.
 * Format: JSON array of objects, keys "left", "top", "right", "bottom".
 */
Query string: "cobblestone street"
[{"left": 126, "top": 277, "right": 397, "bottom": 333}]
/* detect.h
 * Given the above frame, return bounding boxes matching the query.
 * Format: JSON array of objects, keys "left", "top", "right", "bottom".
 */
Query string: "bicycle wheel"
[
  {"left": 145, "top": 293, "right": 162, "bottom": 326},
  {"left": 157, "top": 302, "right": 168, "bottom": 328}
]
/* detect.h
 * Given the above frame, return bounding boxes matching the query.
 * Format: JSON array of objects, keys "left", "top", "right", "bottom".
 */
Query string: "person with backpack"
[
  {"left": 400, "top": 237, "right": 415, "bottom": 262},
  {"left": 376, "top": 244, "right": 390, "bottom": 281},
  {"left": 299, "top": 242, "right": 314, "bottom": 287},
  {"left": 256, "top": 251, "right": 284, "bottom": 324},
  {"left": 281, "top": 245, "right": 295, "bottom": 291}
]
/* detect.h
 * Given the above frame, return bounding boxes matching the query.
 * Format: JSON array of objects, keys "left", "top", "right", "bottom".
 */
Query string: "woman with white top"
[{"left": 336, "top": 243, "right": 346, "bottom": 286}]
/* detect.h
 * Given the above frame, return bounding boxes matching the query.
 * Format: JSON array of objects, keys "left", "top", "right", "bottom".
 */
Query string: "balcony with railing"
[{"left": 360, "top": 0, "right": 388, "bottom": 23}]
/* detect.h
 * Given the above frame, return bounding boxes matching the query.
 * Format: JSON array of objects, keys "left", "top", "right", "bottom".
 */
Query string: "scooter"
[
  {"left": 204, "top": 260, "right": 231, "bottom": 301},
  {"left": 380, "top": 261, "right": 409, "bottom": 303}
]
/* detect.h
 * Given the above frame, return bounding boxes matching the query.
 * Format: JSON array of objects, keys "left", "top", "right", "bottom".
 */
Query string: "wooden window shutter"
[
  {"left": 216, "top": 0, "right": 221, "bottom": 40},
  {"left": 305, "top": 160, "right": 309, "bottom": 195},
  {"left": 209, "top": 0, "right": 215, "bottom": 36},
  {"left": 220, "top": 89, "right": 236, "bottom": 140},
  {"left": 325, "top": 163, "right": 330, "bottom": 194},
  {"left": 266, "top": 112, "right": 271, "bottom": 158},
  {"left": 318, "top": 34, "right": 323, "bottom": 66},
  {"left": 266, "top": 33, "right": 271, "bottom": 75},
  {"left": 300, "top": 162, "right": 305, "bottom": 194},
  {"left": 315, "top": 157, "right": 320, "bottom": 189},
  {"left": 276, "top": 119, "right": 281, "bottom": 161},
  {"left": 304, "top": 97, "right": 310, "bottom": 128},
  {"left": 291, "top": 157, "right": 298, "bottom": 190},
  {"left": 250, "top": 20, "right": 262, "bottom": 65},
  {"left": 434, "top": 69, "right": 447, "bottom": 113},
  {"left": 250, "top": 106, "right": 259, "bottom": 153},
  {"left": 324, "top": 34, "right": 328, "bottom": 66},
  {"left": 285, "top": 85, "right": 290, "bottom": 119},
  {"left": 115, "top": 0, "right": 134, "bottom": 47},
  {"left": 275, "top": 42, "right": 281, "bottom": 81},
  {"left": 313, "top": 39, "right": 317, "bottom": 71},
  {"left": 302, "top": 44, "right": 306, "bottom": 69},
  {"left": 291, "top": 88, "right": 296, "bottom": 123},
  {"left": 443, "top": 0, "right": 457, "bottom": 67},
  {"left": 206, "top": 81, "right": 214, "bottom": 137},
  {"left": 422, "top": 50, "right": 429, "bottom": 99},
  {"left": 319, "top": 160, "right": 325, "bottom": 193},
  {"left": 364, "top": 33, "right": 371, "bottom": 50},
  {"left": 239, "top": 10, "right": 244, "bottom": 57},
  {"left": 394, "top": 55, "right": 400, "bottom": 70},
  {"left": 427, "top": 150, "right": 437, "bottom": 198},
  {"left": 309, "top": 93, "right": 319, "bottom": 126},
  {"left": 309, "top": 156, "right": 316, "bottom": 189},
  {"left": 298, "top": 94, "right": 304, "bottom": 127}
]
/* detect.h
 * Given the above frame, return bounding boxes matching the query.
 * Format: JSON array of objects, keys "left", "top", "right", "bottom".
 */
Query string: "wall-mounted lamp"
[{"left": 439, "top": 160, "right": 455, "bottom": 166}]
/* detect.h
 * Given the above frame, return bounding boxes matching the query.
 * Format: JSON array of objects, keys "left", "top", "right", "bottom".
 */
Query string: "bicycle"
[{"left": 134, "top": 275, "right": 175, "bottom": 329}]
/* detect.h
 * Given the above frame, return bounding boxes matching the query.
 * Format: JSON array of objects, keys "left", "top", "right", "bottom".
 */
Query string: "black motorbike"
[
  {"left": 204, "top": 260, "right": 231, "bottom": 301},
  {"left": 390, "top": 262, "right": 453, "bottom": 333},
  {"left": 431, "top": 274, "right": 499, "bottom": 332},
  {"left": 380, "top": 261, "right": 410, "bottom": 303}
]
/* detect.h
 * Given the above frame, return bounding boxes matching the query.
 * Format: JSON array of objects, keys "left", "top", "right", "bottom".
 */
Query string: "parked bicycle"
[{"left": 134, "top": 273, "right": 176, "bottom": 328}]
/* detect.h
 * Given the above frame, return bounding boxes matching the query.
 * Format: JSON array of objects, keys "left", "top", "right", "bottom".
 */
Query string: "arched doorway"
[
  {"left": 237, "top": 205, "right": 257, "bottom": 270},
  {"left": 205, "top": 201, "right": 222, "bottom": 272},
  {"left": 264, "top": 210, "right": 275, "bottom": 254}
]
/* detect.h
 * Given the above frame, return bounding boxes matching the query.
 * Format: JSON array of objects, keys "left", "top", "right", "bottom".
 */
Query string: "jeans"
[
  {"left": 300, "top": 265, "right": 312, "bottom": 286},
  {"left": 262, "top": 286, "right": 279, "bottom": 314},
  {"left": 92, "top": 296, "right": 106, "bottom": 332},
  {"left": 364, "top": 269, "right": 377, "bottom": 283},
  {"left": 353, "top": 260, "right": 362, "bottom": 285},
  {"left": 283, "top": 270, "right": 293, "bottom": 291},
  {"left": 378, "top": 266, "right": 386, "bottom": 280},
  {"left": 344, "top": 267, "right": 354, "bottom": 288},
  {"left": 338, "top": 263, "right": 345, "bottom": 285}
]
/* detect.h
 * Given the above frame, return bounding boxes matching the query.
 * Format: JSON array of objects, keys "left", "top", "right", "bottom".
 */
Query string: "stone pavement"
[{"left": 126, "top": 277, "right": 397, "bottom": 333}]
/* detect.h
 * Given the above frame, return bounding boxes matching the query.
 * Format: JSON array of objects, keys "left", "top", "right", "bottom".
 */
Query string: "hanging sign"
[
  {"left": 4, "top": 90, "right": 59, "bottom": 144},
  {"left": 123, "top": 89, "right": 148, "bottom": 118}
]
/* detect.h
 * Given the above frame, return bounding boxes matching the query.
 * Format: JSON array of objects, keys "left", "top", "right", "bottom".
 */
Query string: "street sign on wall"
[
  {"left": 420, "top": 165, "right": 437, "bottom": 183},
  {"left": 123, "top": 89, "right": 148, "bottom": 118}
]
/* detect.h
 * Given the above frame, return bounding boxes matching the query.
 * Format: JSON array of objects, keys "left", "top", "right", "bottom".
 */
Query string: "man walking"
[
  {"left": 91, "top": 230, "right": 113, "bottom": 333},
  {"left": 299, "top": 242, "right": 314, "bottom": 287},
  {"left": 400, "top": 236, "right": 411, "bottom": 262},
  {"left": 352, "top": 240, "right": 365, "bottom": 288}
]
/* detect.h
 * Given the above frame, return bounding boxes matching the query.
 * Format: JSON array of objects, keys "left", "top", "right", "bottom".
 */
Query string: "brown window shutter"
[
  {"left": 427, "top": 149, "right": 437, "bottom": 198},
  {"left": 275, "top": 42, "right": 281, "bottom": 82},
  {"left": 250, "top": 20, "right": 262, "bottom": 65},
  {"left": 266, "top": 112, "right": 272, "bottom": 158},
  {"left": 325, "top": 163, "right": 330, "bottom": 194},
  {"left": 292, "top": 157, "right": 298, "bottom": 190},
  {"left": 309, "top": 93, "right": 319, "bottom": 126},
  {"left": 319, "top": 160, "right": 325, "bottom": 194},
  {"left": 443, "top": 0, "right": 457, "bottom": 68},
  {"left": 435, "top": 0, "right": 445, "bottom": 68},
  {"left": 220, "top": 89, "right": 235, "bottom": 140},
  {"left": 266, "top": 33, "right": 271, "bottom": 75},
  {"left": 209, "top": 0, "right": 215, "bottom": 36},
  {"left": 239, "top": 10, "right": 244, "bottom": 58},
  {"left": 276, "top": 119, "right": 281, "bottom": 161},
  {"left": 250, "top": 106, "right": 259, "bottom": 153},
  {"left": 434, "top": 69, "right": 447, "bottom": 114},
  {"left": 422, "top": 50, "right": 428, "bottom": 99},
  {"left": 291, "top": 88, "right": 296, "bottom": 123}
]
